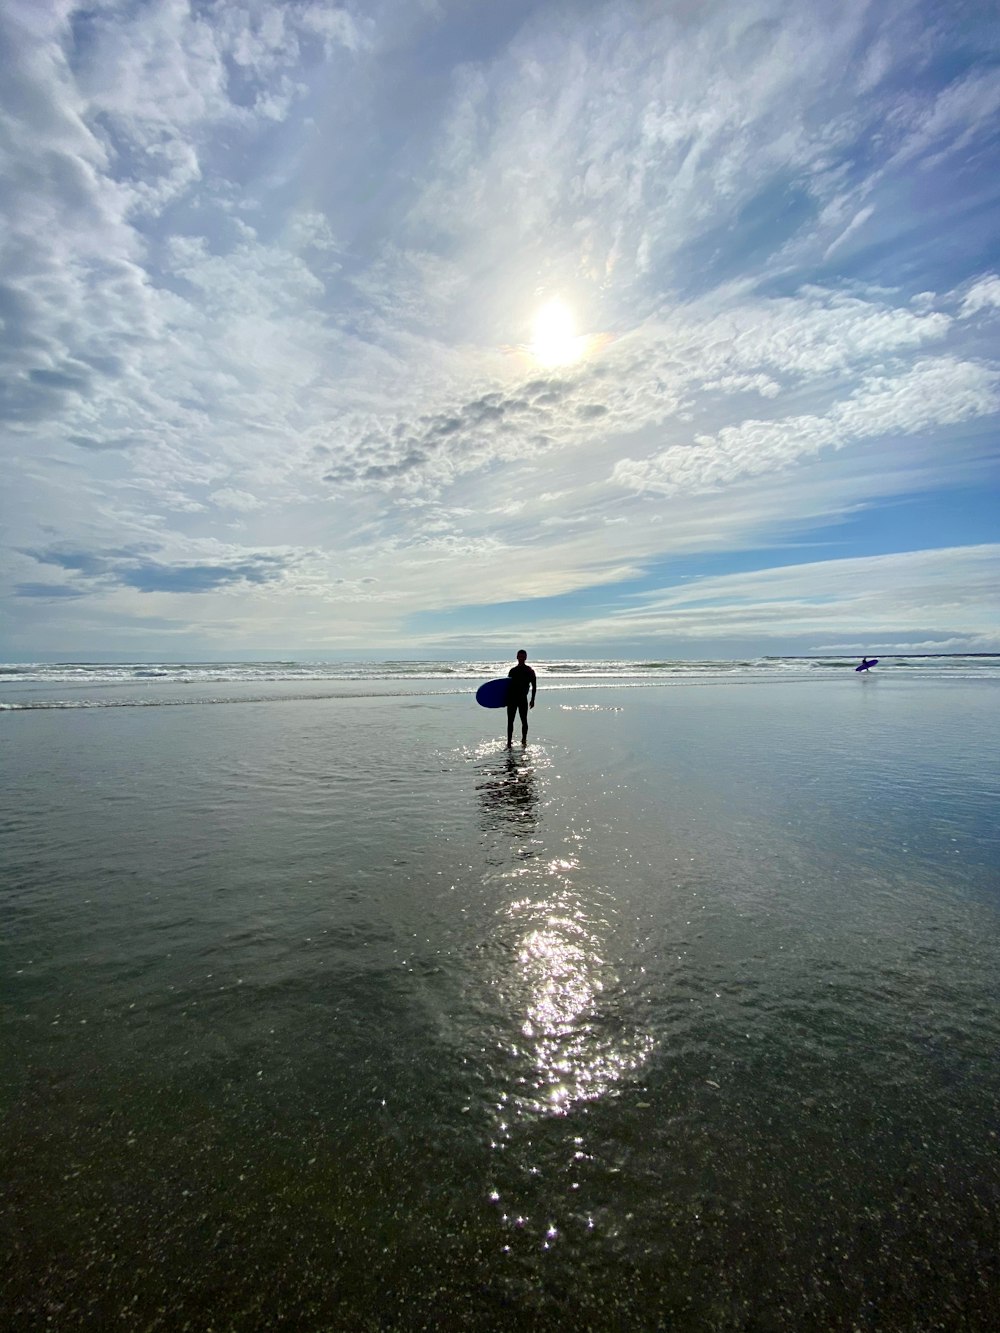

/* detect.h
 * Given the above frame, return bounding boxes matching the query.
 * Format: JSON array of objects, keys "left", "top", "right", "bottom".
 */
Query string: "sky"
[{"left": 2, "top": 0, "right": 999, "bottom": 661}]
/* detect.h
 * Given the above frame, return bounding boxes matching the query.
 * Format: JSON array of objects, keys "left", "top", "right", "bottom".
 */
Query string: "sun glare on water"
[{"left": 530, "top": 298, "right": 584, "bottom": 368}]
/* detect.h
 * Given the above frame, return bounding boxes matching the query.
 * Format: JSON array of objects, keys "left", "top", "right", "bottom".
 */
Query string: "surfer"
[{"left": 506, "top": 650, "right": 537, "bottom": 747}]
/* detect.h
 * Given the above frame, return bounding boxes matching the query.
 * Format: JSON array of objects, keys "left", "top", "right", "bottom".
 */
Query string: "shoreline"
[{"left": 5, "top": 670, "right": 1000, "bottom": 712}]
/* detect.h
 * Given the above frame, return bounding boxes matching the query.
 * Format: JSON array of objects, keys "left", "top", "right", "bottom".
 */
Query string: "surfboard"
[
  {"left": 855, "top": 658, "right": 878, "bottom": 672},
  {"left": 476, "top": 678, "right": 510, "bottom": 708}
]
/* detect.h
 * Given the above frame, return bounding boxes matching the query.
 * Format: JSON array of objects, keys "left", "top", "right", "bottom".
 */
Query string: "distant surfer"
[
  {"left": 856, "top": 657, "right": 878, "bottom": 672},
  {"left": 507, "top": 650, "right": 537, "bottom": 747}
]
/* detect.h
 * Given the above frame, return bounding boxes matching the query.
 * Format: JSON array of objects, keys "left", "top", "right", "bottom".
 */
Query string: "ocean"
[
  {"left": 2, "top": 653, "right": 999, "bottom": 711},
  {"left": 3, "top": 659, "right": 999, "bottom": 1329}
]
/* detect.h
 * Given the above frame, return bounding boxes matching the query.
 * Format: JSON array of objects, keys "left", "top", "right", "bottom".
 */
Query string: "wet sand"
[{"left": 3, "top": 679, "right": 999, "bottom": 1328}]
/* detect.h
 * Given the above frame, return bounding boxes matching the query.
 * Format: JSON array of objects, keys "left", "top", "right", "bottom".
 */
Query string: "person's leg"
[
  {"left": 506, "top": 701, "right": 517, "bottom": 747},
  {"left": 519, "top": 699, "right": 528, "bottom": 744}
]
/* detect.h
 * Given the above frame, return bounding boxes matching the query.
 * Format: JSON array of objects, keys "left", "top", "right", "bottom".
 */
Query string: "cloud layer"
[{"left": 1, "top": 0, "right": 998, "bottom": 657}]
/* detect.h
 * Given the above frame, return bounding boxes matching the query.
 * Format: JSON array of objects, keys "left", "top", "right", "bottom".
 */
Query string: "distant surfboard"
[
  {"left": 855, "top": 658, "right": 878, "bottom": 672},
  {"left": 476, "top": 678, "right": 510, "bottom": 708}
]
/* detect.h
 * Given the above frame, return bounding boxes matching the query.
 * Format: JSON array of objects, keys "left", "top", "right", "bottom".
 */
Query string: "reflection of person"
[
  {"left": 506, "top": 649, "right": 537, "bottom": 747},
  {"left": 477, "top": 750, "right": 538, "bottom": 835}
]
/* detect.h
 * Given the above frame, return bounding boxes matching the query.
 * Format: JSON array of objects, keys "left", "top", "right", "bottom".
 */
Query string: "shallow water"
[{"left": 3, "top": 680, "right": 999, "bottom": 1329}]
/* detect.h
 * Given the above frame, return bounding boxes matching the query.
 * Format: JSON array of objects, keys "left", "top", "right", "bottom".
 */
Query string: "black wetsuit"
[{"left": 506, "top": 663, "right": 536, "bottom": 742}]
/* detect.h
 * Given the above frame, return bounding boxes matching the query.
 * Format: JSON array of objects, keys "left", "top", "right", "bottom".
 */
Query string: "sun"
[{"left": 530, "top": 298, "right": 584, "bottom": 368}]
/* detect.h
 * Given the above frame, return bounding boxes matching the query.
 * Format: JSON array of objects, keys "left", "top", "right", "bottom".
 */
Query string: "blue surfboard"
[
  {"left": 855, "top": 658, "right": 878, "bottom": 672},
  {"left": 476, "top": 678, "right": 510, "bottom": 708}
]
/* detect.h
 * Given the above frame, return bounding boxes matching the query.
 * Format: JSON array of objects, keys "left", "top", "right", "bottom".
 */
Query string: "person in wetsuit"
[{"left": 507, "top": 649, "right": 537, "bottom": 747}]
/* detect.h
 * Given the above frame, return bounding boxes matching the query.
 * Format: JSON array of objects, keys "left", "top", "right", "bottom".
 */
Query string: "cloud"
[
  {"left": 886, "top": 67, "right": 1000, "bottom": 173},
  {"left": 613, "top": 355, "right": 1000, "bottom": 496},
  {"left": 24, "top": 543, "right": 297, "bottom": 595},
  {"left": 412, "top": 1, "right": 869, "bottom": 285},
  {"left": 209, "top": 487, "right": 266, "bottom": 512},
  {"left": 315, "top": 282, "right": 982, "bottom": 500},
  {"left": 68, "top": 433, "right": 139, "bottom": 451},
  {"left": 26, "top": 548, "right": 120, "bottom": 578},
  {"left": 961, "top": 275, "right": 1000, "bottom": 317},
  {"left": 406, "top": 0, "right": 1000, "bottom": 306},
  {"left": 568, "top": 545, "right": 1000, "bottom": 645},
  {"left": 813, "top": 636, "right": 998, "bottom": 653},
  {"left": 1, "top": 1, "right": 998, "bottom": 657},
  {"left": 427, "top": 546, "right": 1000, "bottom": 652},
  {"left": 14, "top": 582, "right": 88, "bottom": 600},
  {"left": 822, "top": 205, "right": 875, "bottom": 261},
  {"left": 0, "top": 0, "right": 361, "bottom": 439},
  {"left": 118, "top": 556, "right": 290, "bottom": 593}
]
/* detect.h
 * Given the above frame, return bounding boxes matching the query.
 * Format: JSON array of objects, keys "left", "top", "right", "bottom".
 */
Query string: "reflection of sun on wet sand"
[
  {"left": 506, "top": 882, "right": 654, "bottom": 1117},
  {"left": 474, "top": 745, "right": 653, "bottom": 1125}
]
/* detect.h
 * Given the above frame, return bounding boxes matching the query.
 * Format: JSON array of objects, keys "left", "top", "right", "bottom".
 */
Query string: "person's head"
[{"left": 516, "top": 649, "right": 527, "bottom": 663}]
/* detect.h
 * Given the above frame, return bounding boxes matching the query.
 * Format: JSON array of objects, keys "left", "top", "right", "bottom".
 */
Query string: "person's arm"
[{"left": 530, "top": 667, "right": 537, "bottom": 706}]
